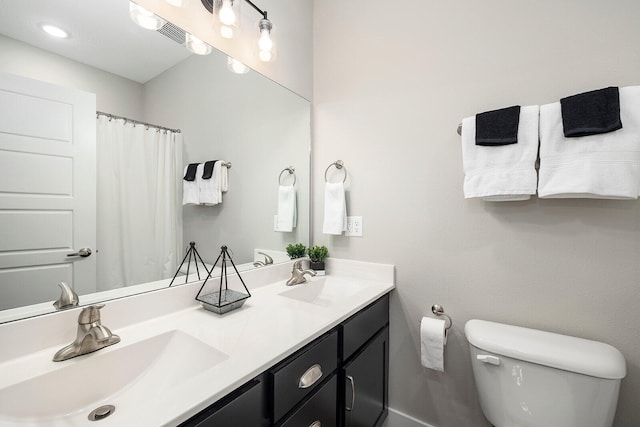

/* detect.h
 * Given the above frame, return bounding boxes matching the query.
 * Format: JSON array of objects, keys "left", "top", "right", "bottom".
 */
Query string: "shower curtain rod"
[{"left": 96, "top": 111, "right": 181, "bottom": 134}]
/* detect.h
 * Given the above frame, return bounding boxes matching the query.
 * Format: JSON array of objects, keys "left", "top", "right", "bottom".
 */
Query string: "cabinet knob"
[{"left": 298, "top": 364, "right": 323, "bottom": 389}]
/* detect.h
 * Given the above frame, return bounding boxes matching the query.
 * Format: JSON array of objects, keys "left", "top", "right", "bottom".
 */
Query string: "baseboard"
[{"left": 381, "top": 407, "right": 437, "bottom": 427}]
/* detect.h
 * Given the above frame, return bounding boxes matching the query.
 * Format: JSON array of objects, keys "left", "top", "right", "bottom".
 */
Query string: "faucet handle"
[{"left": 78, "top": 304, "right": 105, "bottom": 325}]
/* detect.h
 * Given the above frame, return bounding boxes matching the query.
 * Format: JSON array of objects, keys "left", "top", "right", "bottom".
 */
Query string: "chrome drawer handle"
[
  {"left": 298, "top": 364, "right": 323, "bottom": 389},
  {"left": 309, "top": 422, "right": 321, "bottom": 427},
  {"left": 346, "top": 375, "right": 355, "bottom": 412}
]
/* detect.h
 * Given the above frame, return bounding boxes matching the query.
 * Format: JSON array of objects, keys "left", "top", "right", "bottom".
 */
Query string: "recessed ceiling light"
[{"left": 40, "top": 24, "right": 70, "bottom": 39}]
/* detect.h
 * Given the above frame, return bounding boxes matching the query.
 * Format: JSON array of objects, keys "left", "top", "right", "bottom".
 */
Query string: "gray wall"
[
  {"left": 142, "top": 52, "right": 310, "bottom": 265},
  {"left": 313, "top": 0, "right": 640, "bottom": 426},
  {"left": 0, "top": 35, "right": 143, "bottom": 118}
]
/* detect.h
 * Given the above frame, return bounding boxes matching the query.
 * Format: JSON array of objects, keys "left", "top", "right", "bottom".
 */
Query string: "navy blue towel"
[
  {"left": 560, "top": 87, "right": 622, "bottom": 138},
  {"left": 475, "top": 106, "right": 521, "bottom": 146},
  {"left": 183, "top": 163, "right": 199, "bottom": 181},
  {"left": 202, "top": 160, "right": 217, "bottom": 180}
]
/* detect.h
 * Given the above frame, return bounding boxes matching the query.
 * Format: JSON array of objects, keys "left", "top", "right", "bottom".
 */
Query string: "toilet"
[{"left": 465, "top": 319, "right": 626, "bottom": 427}]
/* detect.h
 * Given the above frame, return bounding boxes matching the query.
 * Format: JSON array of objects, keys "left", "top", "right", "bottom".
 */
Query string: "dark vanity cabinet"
[{"left": 179, "top": 293, "right": 389, "bottom": 427}]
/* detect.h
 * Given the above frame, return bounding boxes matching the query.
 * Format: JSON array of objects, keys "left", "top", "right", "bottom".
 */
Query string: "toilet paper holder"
[{"left": 429, "top": 304, "right": 453, "bottom": 338}]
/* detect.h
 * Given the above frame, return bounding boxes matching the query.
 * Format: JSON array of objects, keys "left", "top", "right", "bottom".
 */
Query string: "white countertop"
[{"left": 0, "top": 258, "right": 394, "bottom": 427}]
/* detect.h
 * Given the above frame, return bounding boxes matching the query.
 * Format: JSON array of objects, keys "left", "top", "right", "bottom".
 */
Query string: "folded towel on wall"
[
  {"left": 274, "top": 185, "right": 297, "bottom": 232},
  {"left": 182, "top": 163, "right": 200, "bottom": 205},
  {"left": 199, "top": 161, "right": 223, "bottom": 205},
  {"left": 322, "top": 182, "right": 347, "bottom": 234},
  {"left": 475, "top": 105, "right": 521, "bottom": 146},
  {"left": 560, "top": 87, "right": 622, "bottom": 137},
  {"left": 539, "top": 86, "right": 640, "bottom": 199},
  {"left": 461, "top": 105, "right": 540, "bottom": 201},
  {"left": 219, "top": 161, "right": 229, "bottom": 193}
]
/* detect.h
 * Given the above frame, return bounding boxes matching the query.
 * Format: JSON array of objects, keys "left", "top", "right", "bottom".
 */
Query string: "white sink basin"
[
  {"left": 279, "top": 277, "right": 369, "bottom": 307},
  {"left": 0, "top": 329, "right": 227, "bottom": 425}
]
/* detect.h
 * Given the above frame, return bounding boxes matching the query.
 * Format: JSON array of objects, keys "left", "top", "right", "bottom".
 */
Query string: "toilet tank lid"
[{"left": 465, "top": 320, "right": 626, "bottom": 380}]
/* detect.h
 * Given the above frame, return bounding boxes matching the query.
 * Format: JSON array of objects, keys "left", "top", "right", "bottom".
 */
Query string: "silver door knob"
[{"left": 67, "top": 247, "right": 92, "bottom": 257}]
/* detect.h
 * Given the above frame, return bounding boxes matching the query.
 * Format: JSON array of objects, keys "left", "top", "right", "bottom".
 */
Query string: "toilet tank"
[{"left": 465, "top": 320, "right": 626, "bottom": 427}]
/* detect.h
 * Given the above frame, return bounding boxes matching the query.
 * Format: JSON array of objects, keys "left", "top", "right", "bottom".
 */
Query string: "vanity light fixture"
[
  {"left": 227, "top": 56, "right": 249, "bottom": 74},
  {"left": 186, "top": 33, "right": 212, "bottom": 55},
  {"left": 40, "top": 24, "right": 70, "bottom": 39},
  {"left": 203, "top": 0, "right": 275, "bottom": 62},
  {"left": 129, "top": 1, "right": 166, "bottom": 31}
]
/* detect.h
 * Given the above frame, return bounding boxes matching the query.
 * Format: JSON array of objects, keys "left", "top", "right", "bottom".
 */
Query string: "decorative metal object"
[
  {"left": 195, "top": 245, "right": 251, "bottom": 314},
  {"left": 169, "top": 241, "right": 210, "bottom": 287}
]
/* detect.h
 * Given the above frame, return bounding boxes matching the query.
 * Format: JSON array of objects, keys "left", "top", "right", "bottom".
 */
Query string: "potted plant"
[
  {"left": 286, "top": 243, "right": 307, "bottom": 259},
  {"left": 308, "top": 245, "right": 328, "bottom": 275}
]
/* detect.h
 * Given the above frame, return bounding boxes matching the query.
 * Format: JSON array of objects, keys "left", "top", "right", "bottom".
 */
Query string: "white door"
[{"left": 0, "top": 72, "right": 96, "bottom": 310}]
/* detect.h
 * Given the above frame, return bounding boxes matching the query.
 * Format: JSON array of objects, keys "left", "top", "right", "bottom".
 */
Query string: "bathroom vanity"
[
  {"left": 180, "top": 294, "right": 389, "bottom": 427},
  {"left": 0, "top": 258, "right": 394, "bottom": 427}
]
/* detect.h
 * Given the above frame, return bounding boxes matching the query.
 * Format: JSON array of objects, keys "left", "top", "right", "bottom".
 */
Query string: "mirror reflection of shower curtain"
[{"left": 96, "top": 116, "right": 183, "bottom": 291}]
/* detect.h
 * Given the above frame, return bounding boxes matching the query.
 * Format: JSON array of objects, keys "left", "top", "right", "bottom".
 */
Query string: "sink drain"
[{"left": 88, "top": 405, "right": 116, "bottom": 421}]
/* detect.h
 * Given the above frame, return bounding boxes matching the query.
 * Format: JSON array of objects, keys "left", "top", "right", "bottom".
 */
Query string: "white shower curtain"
[{"left": 96, "top": 116, "right": 183, "bottom": 291}]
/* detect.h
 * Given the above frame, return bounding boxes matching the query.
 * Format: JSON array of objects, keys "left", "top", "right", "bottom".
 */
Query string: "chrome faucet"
[
  {"left": 286, "top": 259, "right": 317, "bottom": 286},
  {"left": 53, "top": 304, "right": 120, "bottom": 362},
  {"left": 53, "top": 281, "right": 79, "bottom": 310},
  {"left": 253, "top": 251, "right": 274, "bottom": 267}
]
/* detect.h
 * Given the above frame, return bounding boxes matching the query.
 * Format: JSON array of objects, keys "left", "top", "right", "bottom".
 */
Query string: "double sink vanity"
[{"left": 0, "top": 258, "right": 394, "bottom": 427}]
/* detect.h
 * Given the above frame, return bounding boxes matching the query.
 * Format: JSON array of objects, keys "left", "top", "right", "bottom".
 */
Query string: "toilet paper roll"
[{"left": 420, "top": 317, "right": 446, "bottom": 372}]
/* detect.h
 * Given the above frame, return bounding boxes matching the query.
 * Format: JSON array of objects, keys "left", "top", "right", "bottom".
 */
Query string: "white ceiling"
[{"left": 0, "top": 0, "right": 193, "bottom": 83}]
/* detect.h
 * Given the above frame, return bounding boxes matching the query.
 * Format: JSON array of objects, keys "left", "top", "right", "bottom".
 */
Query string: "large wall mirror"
[{"left": 0, "top": 0, "right": 310, "bottom": 323}]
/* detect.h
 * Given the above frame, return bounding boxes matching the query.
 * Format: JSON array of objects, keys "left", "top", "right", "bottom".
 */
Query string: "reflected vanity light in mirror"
[
  {"left": 129, "top": 1, "right": 166, "bottom": 30},
  {"left": 186, "top": 33, "right": 212, "bottom": 55},
  {"left": 216, "top": 0, "right": 239, "bottom": 39},
  {"left": 228, "top": 56, "right": 250, "bottom": 74}
]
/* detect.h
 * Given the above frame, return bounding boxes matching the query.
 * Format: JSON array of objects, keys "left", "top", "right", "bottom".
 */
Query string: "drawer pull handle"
[
  {"left": 346, "top": 375, "right": 355, "bottom": 412},
  {"left": 298, "top": 364, "right": 323, "bottom": 389},
  {"left": 309, "top": 422, "right": 321, "bottom": 427}
]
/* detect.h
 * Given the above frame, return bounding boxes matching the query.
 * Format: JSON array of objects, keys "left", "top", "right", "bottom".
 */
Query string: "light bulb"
[
  {"left": 186, "top": 33, "right": 212, "bottom": 55},
  {"left": 219, "top": 0, "right": 236, "bottom": 26},
  {"left": 259, "top": 50, "right": 272, "bottom": 62},
  {"left": 129, "top": 2, "right": 165, "bottom": 30},
  {"left": 258, "top": 29, "right": 273, "bottom": 51}
]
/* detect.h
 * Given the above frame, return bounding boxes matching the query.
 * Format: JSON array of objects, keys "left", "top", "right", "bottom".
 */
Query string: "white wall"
[
  {"left": 0, "top": 35, "right": 143, "bottom": 118},
  {"left": 313, "top": 1, "right": 640, "bottom": 426},
  {"left": 136, "top": 0, "right": 313, "bottom": 100}
]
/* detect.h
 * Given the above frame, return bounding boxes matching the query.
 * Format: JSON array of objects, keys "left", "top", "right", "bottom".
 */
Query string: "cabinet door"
[
  {"left": 179, "top": 377, "right": 266, "bottom": 427},
  {"left": 343, "top": 327, "right": 389, "bottom": 427}
]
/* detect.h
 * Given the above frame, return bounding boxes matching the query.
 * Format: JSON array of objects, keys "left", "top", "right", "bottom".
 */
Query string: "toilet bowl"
[{"left": 465, "top": 319, "right": 626, "bottom": 427}]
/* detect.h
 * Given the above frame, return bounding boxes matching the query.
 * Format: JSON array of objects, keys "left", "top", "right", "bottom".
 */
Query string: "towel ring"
[
  {"left": 324, "top": 160, "right": 347, "bottom": 183},
  {"left": 279, "top": 166, "right": 296, "bottom": 186}
]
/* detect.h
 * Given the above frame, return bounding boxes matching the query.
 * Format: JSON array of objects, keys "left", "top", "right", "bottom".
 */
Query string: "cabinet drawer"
[
  {"left": 271, "top": 330, "right": 338, "bottom": 423},
  {"left": 341, "top": 294, "right": 389, "bottom": 361},
  {"left": 279, "top": 375, "right": 337, "bottom": 427}
]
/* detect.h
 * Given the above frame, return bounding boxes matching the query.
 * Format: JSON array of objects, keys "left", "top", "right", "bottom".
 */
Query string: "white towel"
[
  {"left": 461, "top": 105, "right": 540, "bottom": 201},
  {"left": 322, "top": 182, "right": 347, "bottom": 235},
  {"left": 220, "top": 161, "right": 229, "bottom": 193},
  {"left": 199, "top": 162, "right": 222, "bottom": 206},
  {"left": 274, "top": 185, "right": 297, "bottom": 232},
  {"left": 182, "top": 164, "right": 200, "bottom": 205},
  {"left": 539, "top": 86, "right": 640, "bottom": 199}
]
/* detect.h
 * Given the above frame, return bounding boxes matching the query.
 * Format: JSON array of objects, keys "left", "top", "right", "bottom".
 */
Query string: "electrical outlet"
[{"left": 345, "top": 216, "right": 363, "bottom": 237}]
